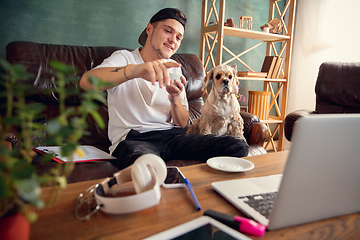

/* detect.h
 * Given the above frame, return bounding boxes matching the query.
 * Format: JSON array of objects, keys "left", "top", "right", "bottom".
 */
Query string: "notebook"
[
  {"left": 212, "top": 114, "right": 360, "bottom": 230},
  {"left": 34, "top": 145, "right": 116, "bottom": 163}
]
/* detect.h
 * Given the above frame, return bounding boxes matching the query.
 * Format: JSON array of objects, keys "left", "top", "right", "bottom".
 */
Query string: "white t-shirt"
[{"left": 95, "top": 48, "right": 188, "bottom": 154}]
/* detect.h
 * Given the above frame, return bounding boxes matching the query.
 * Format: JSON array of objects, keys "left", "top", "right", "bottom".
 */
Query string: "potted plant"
[{"left": 0, "top": 60, "right": 108, "bottom": 239}]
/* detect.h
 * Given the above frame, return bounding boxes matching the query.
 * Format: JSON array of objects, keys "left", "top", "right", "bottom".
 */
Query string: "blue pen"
[{"left": 179, "top": 171, "right": 201, "bottom": 211}]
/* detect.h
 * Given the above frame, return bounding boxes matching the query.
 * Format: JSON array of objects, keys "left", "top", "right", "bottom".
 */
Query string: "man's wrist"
[
  {"left": 169, "top": 94, "right": 181, "bottom": 104},
  {"left": 123, "top": 65, "right": 130, "bottom": 80},
  {"left": 110, "top": 64, "right": 133, "bottom": 81},
  {"left": 124, "top": 64, "right": 135, "bottom": 80}
]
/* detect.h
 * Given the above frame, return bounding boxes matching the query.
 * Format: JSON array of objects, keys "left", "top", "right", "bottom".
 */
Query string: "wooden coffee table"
[{"left": 30, "top": 151, "right": 360, "bottom": 239}]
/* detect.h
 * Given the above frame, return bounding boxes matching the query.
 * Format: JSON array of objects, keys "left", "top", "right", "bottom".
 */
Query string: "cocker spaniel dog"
[{"left": 186, "top": 64, "right": 245, "bottom": 139}]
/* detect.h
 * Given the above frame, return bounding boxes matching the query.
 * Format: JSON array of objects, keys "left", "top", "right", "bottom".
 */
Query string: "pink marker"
[{"left": 204, "top": 209, "right": 266, "bottom": 236}]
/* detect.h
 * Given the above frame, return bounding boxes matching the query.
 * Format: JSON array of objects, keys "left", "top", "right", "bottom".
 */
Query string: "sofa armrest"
[
  {"left": 284, "top": 110, "right": 315, "bottom": 141},
  {"left": 249, "top": 122, "right": 269, "bottom": 146},
  {"left": 240, "top": 111, "right": 269, "bottom": 146}
]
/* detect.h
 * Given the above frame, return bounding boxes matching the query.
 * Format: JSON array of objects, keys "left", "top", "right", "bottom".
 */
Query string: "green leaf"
[
  {"left": 39, "top": 153, "right": 55, "bottom": 163},
  {"left": 0, "top": 175, "right": 10, "bottom": 199},
  {"left": 2, "top": 116, "right": 22, "bottom": 127},
  {"left": 82, "top": 100, "right": 99, "bottom": 111},
  {"left": 87, "top": 76, "right": 101, "bottom": 89},
  {"left": 0, "top": 146, "right": 11, "bottom": 157},
  {"left": 10, "top": 161, "right": 35, "bottom": 180},
  {"left": 11, "top": 69, "right": 34, "bottom": 83},
  {"left": 49, "top": 61, "right": 77, "bottom": 75},
  {"left": 15, "top": 179, "right": 41, "bottom": 203},
  {"left": 64, "top": 87, "right": 80, "bottom": 97},
  {"left": 1, "top": 60, "right": 33, "bottom": 81},
  {"left": 70, "top": 117, "right": 86, "bottom": 129},
  {"left": 61, "top": 143, "right": 77, "bottom": 157},
  {"left": 89, "top": 110, "right": 105, "bottom": 129},
  {"left": 24, "top": 103, "right": 46, "bottom": 114},
  {"left": 88, "top": 76, "right": 115, "bottom": 89},
  {"left": 90, "top": 93, "right": 107, "bottom": 105},
  {"left": 32, "top": 122, "right": 46, "bottom": 131},
  {"left": 36, "top": 173, "right": 53, "bottom": 185},
  {"left": 57, "top": 176, "right": 67, "bottom": 189},
  {"left": 55, "top": 126, "right": 73, "bottom": 138},
  {"left": 26, "top": 211, "right": 38, "bottom": 223},
  {"left": 0, "top": 59, "right": 12, "bottom": 71},
  {"left": 46, "top": 119, "right": 62, "bottom": 134}
]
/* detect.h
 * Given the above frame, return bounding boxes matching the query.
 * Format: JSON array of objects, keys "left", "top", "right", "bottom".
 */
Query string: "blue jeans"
[{"left": 112, "top": 127, "right": 249, "bottom": 169}]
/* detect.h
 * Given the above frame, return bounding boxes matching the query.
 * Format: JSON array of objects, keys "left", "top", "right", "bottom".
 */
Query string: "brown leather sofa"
[
  {"left": 5, "top": 41, "right": 268, "bottom": 183},
  {"left": 285, "top": 62, "right": 360, "bottom": 141}
]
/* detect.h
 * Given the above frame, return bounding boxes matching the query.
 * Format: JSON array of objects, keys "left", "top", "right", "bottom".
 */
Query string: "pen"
[
  {"left": 204, "top": 209, "right": 266, "bottom": 236},
  {"left": 179, "top": 172, "right": 201, "bottom": 211}
]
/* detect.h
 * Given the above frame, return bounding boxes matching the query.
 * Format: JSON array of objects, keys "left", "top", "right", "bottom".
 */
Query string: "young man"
[{"left": 80, "top": 8, "right": 248, "bottom": 169}]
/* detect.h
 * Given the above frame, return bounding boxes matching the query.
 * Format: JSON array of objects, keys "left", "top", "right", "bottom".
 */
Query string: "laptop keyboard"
[{"left": 238, "top": 192, "right": 277, "bottom": 219}]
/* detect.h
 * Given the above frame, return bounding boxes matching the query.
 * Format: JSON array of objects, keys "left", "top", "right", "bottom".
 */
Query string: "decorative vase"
[
  {"left": 0, "top": 213, "right": 30, "bottom": 240},
  {"left": 248, "top": 91, "right": 271, "bottom": 120}
]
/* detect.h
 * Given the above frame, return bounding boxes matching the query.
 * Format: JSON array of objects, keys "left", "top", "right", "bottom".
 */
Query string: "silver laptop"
[{"left": 212, "top": 114, "right": 360, "bottom": 230}]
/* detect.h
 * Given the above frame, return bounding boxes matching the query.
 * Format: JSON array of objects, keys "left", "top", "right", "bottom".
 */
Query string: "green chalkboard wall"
[{"left": 0, "top": 0, "right": 284, "bottom": 97}]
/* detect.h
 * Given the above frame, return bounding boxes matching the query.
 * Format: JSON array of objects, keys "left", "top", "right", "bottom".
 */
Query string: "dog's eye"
[
  {"left": 216, "top": 74, "right": 221, "bottom": 80},
  {"left": 228, "top": 75, "right": 232, "bottom": 79}
]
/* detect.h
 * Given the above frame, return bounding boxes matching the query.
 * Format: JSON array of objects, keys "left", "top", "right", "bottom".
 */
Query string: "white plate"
[{"left": 207, "top": 156, "right": 254, "bottom": 172}]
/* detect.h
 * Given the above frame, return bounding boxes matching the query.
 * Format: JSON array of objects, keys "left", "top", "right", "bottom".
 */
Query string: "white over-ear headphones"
[{"left": 94, "top": 154, "right": 167, "bottom": 214}]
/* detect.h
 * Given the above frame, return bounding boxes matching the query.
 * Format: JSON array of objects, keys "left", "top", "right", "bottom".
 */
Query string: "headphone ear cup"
[
  {"left": 131, "top": 162, "right": 153, "bottom": 194},
  {"left": 134, "top": 154, "right": 167, "bottom": 184}
]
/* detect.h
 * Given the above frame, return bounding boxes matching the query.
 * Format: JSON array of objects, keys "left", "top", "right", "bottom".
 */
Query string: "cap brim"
[{"left": 138, "top": 28, "right": 147, "bottom": 46}]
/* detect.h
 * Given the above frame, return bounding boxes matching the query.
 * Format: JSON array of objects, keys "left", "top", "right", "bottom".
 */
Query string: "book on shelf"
[
  {"left": 33, "top": 145, "right": 116, "bottom": 163},
  {"left": 271, "top": 57, "right": 285, "bottom": 79},
  {"left": 261, "top": 56, "right": 277, "bottom": 78},
  {"left": 238, "top": 71, "right": 268, "bottom": 78}
]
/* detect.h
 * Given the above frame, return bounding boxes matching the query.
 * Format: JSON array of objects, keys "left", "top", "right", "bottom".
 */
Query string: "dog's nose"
[{"left": 222, "top": 79, "right": 229, "bottom": 85}]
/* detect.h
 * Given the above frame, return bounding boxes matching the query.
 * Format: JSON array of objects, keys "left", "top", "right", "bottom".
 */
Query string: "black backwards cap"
[{"left": 138, "top": 8, "right": 187, "bottom": 46}]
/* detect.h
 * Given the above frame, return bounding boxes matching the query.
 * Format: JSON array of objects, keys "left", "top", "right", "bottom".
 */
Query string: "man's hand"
[
  {"left": 127, "top": 60, "right": 181, "bottom": 88},
  {"left": 167, "top": 76, "right": 186, "bottom": 103},
  {"left": 167, "top": 75, "right": 189, "bottom": 128}
]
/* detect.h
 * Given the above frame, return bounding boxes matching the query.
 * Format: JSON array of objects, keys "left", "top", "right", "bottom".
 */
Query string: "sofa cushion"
[{"left": 315, "top": 62, "right": 360, "bottom": 113}]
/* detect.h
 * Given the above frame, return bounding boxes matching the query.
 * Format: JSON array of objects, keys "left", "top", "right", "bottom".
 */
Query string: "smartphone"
[{"left": 162, "top": 166, "right": 186, "bottom": 188}]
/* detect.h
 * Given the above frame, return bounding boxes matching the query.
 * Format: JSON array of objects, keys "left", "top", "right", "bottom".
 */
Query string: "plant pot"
[{"left": 0, "top": 213, "right": 30, "bottom": 240}]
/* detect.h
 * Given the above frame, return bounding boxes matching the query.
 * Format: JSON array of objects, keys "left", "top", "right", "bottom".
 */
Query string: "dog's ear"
[{"left": 202, "top": 68, "right": 214, "bottom": 93}]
